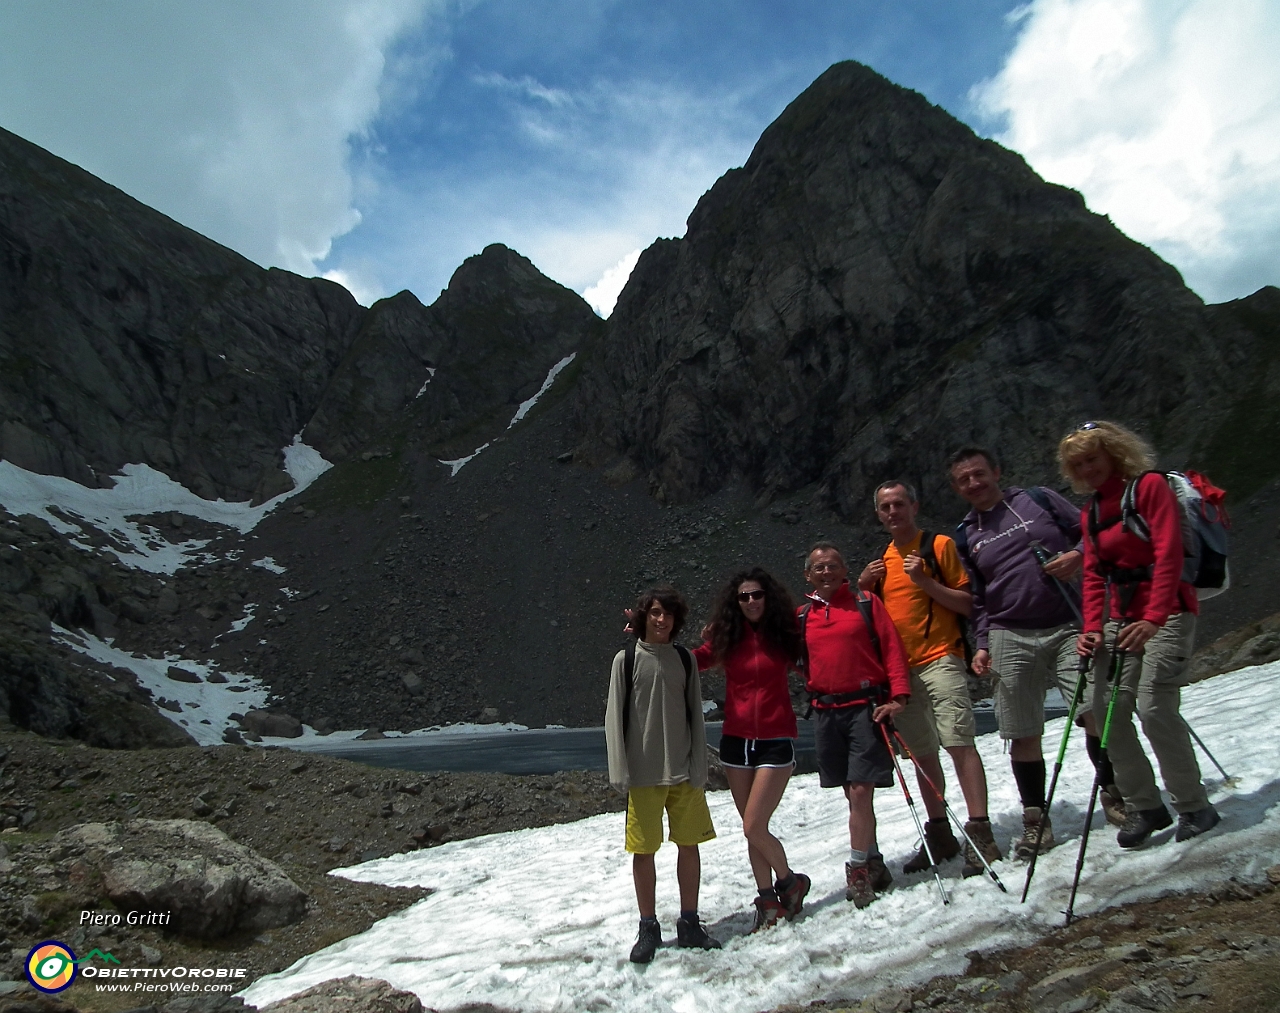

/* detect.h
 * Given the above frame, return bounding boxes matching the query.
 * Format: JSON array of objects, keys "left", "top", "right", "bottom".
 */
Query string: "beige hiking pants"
[{"left": 1091, "top": 612, "right": 1207, "bottom": 814}]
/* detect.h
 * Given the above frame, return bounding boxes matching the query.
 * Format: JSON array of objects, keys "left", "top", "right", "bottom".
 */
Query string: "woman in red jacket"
[
  {"left": 1058, "top": 421, "right": 1218, "bottom": 849},
  {"left": 693, "top": 568, "right": 808, "bottom": 931}
]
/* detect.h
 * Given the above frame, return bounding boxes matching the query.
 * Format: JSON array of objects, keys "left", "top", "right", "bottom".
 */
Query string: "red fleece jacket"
[
  {"left": 799, "top": 582, "right": 911, "bottom": 705},
  {"left": 1082, "top": 472, "right": 1199, "bottom": 630},
  {"left": 692, "top": 625, "right": 798, "bottom": 740}
]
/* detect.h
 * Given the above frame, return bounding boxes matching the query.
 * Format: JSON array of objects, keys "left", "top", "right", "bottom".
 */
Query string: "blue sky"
[{"left": 1, "top": 1, "right": 1276, "bottom": 313}]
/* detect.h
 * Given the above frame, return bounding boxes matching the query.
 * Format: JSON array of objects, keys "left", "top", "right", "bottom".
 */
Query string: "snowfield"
[{"left": 241, "top": 663, "right": 1280, "bottom": 1013}]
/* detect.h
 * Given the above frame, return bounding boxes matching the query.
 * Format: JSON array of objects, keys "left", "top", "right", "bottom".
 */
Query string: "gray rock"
[
  {"left": 1228, "top": 630, "right": 1280, "bottom": 670},
  {"left": 259, "top": 975, "right": 423, "bottom": 1013},
  {"left": 117, "top": 596, "right": 152, "bottom": 624},
  {"left": 166, "top": 666, "right": 202, "bottom": 684},
  {"left": 59, "top": 819, "right": 307, "bottom": 939},
  {"left": 140, "top": 944, "right": 162, "bottom": 965},
  {"left": 1056, "top": 996, "right": 1098, "bottom": 1013},
  {"left": 241, "top": 710, "right": 303, "bottom": 738},
  {"left": 1029, "top": 961, "right": 1122, "bottom": 1007},
  {"left": 155, "top": 587, "right": 180, "bottom": 615}
]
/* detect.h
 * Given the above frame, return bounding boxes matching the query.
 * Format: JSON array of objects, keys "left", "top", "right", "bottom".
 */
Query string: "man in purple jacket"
[{"left": 949, "top": 447, "right": 1120, "bottom": 859}]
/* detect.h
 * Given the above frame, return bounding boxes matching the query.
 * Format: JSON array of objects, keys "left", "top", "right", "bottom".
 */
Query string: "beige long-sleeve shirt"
[{"left": 604, "top": 639, "right": 708, "bottom": 794}]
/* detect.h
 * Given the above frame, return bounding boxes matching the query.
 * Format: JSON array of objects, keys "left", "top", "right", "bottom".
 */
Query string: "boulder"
[
  {"left": 241, "top": 709, "right": 304, "bottom": 738},
  {"left": 166, "top": 667, "right": 202, "bottom": 684},
  {"left": 260, "top": 976, "right": 424, "bottom": 1013},
  {"left": 57, "top": 819, "right": 308, "bottom": 939}
]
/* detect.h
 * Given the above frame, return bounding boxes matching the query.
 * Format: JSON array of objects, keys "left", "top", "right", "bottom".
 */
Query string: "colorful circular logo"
[{"left": 26, "top": 941, "right": 78, "bottom": 994}]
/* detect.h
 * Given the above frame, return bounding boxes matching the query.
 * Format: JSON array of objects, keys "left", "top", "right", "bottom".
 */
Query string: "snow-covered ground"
[
  {"left": 242, "top": 664, "right": 1280, "bottom": 1013},
  {"left": 0, "top": 436, "right": 331, "bottom": 572}
]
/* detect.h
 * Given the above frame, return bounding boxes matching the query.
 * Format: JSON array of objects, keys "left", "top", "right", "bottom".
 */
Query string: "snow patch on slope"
[{"left": 0, "top": 435, "right": 331, "bottom": 572}]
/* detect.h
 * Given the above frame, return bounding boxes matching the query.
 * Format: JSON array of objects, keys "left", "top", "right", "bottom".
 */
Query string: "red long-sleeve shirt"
[
  {"left": 1082, "top": 472, "right": 1199, "bottom": 631},
  {"left": 692, "top": 624, "right": 798, "bottom": 740},
  {"left": 799, "top": 582, "right": 911, "bottom": 704}
]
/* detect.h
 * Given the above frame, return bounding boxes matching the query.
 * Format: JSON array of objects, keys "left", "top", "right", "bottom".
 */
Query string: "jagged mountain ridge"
[
  {"left": 571, "top": 61, "right": 1278, "bottom": 515},
  {"left": 0, "top": 124, "right": 602, "bottom": 503}
]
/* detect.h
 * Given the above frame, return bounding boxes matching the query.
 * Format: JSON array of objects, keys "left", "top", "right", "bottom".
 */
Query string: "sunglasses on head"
[
  {"left": 1076, "top": 421, "right": 1101, "bottom": 431},
  {"left": 737, "top": 589, "right": 765, "bottom": 602}
]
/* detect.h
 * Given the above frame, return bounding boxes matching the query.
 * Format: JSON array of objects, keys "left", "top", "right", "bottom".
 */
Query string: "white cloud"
[
  {"left": 974, "top": 0, "right": 1280, "bottom": 303},
  {"left": 322, "top": 267, "right": 386, "bottom": 307},
  {"left": 0, "top": 0, "right": 430, "bottom": 276},
  {"left": 583, "top": 248, "right": 641, "bottom": 317}
]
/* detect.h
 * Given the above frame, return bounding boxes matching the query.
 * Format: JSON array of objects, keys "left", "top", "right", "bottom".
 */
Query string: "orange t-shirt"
[{"left": 879, "top": 531, "right": 970, "bottom": 668}]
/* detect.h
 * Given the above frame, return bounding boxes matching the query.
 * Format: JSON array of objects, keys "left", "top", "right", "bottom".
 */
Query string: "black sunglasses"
[{"left": 737, "top": 589, "right": 765, "bottom": 602}]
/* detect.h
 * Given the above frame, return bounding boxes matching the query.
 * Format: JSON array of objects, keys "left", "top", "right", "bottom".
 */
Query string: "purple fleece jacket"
[{"left": 957, "top": 486, "right": 1083, "bottom": 650}]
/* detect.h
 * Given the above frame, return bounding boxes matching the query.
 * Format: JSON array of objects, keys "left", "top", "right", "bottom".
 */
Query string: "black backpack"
[
  {"left": 796, "top": 591, "right": 881, "bottom": 714},
  {"left": 875, "top": 531, "right": 973, "bottom": 669},
  {"left": 953, "top": 487, "right": 1077, "bottom": 591},
  {"left": 621, "top": 640, "right": 694, "bottom": 742}
]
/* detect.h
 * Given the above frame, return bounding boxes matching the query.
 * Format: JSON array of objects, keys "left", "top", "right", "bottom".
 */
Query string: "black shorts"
[
  {"left": 719, "top": 735, "right": 796, "bottom": 769},
  {"left": 814, "top": 704, "right": 894, "bottom": 789}
]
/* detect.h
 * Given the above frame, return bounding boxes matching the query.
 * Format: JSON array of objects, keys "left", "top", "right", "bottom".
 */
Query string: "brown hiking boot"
[
  {"left": 961, "top": 819, "right": 1004, "bottom": 878},
  {"left": 1101, "top": 786, "right": 1126, "bottom": 828},
  {"left": 867, "top": 853, "right": 893, "bottom": 891},
  {"left": 902, "top": 820, "right": 960, "bottom": 873},
  {"left": 777, "top": 872, "right": 810, "bottom": 920},
  {"left": 845, "top": 862, "right": 877, "bottom": 908},
  {"left": 1012, "top": 806, "right": 1055, "bottom": 859},
  {"left": 751, "top": 893, "right": 785, "bottom": 932}
]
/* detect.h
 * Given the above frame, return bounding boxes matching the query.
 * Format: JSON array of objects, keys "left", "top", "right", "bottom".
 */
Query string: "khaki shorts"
[
  {"left": 894, "top": 653, "right": 977, "bottom": 753},
  {"left": 625, "top": 781, "right": 716, "bottom": 854},
  {"left": 988, "top": 623, "right": 1080, "bottom": 740}
]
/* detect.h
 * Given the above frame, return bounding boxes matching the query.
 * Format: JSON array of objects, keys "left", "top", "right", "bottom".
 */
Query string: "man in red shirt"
[{"left": 801, "top": 542, "right": 910, "bottom": 908}]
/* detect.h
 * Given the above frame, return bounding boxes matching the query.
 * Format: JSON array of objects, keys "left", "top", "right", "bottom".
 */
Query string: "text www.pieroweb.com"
[{"left": 85, "top": 966, "right": 247, "bottom": 992}]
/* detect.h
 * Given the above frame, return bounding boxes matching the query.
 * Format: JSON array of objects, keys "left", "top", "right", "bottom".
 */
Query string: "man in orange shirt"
[{"left": 859, "top": 480, "right": 1003, "bottom": 878}]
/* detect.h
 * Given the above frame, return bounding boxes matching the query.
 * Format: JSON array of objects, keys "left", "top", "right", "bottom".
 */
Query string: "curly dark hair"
[
  {"left": 629, "top": 586, "right": 689, "bottom": 641},
  {"left": 705, "top": 568, "right": 801, "bottom": 665}
]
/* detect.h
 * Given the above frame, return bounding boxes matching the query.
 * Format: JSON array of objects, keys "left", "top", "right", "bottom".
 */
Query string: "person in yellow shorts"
[{"left": 605, "top": 586, "right": 719, "bottom": 964}]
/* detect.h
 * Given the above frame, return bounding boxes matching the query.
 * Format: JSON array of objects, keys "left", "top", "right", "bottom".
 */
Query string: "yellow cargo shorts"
[{"left": 625, "top": 781, "right": 716, "bottom": 854}]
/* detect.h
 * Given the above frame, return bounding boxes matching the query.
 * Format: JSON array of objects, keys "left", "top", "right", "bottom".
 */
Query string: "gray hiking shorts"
[{"left": 988, "top": 623, "right": 1079, "bottom": 740}]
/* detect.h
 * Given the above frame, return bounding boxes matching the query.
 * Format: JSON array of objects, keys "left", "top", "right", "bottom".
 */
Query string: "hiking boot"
[
  {"left": 675, "top": 914, "right": 721, "bottom": 950},
  {"left": 845, "top": 862, "right": 877, "bottom": 909},
  {"left": 867, "top": 853, "right": 894, "bottom": 891},
  {"left": 1117, "top": 805, "right": 1173, "bottom": 849},
  {"left": 751, "top": 894, "right": 785, "bottom": 932},
  {"left": 961, "top": 819, "right": 1004, "bottom": 878},
  {"left": 902, "top": 820, "right": 960, "bottom": 873},
  {"left": 629, "top": 917, "right": 661, "bottom": 963},
  {"left": 1012, "top": 807, "right": 1055, "bottom": 860},
  {"left": 776, "top": 872, "right": 811, "bottom": 920},
  {"left": 1175, "top": 805, "right": 1220, "bottom": 842},
  {"left": 1100, "top": 785, "right": 1127, "bottom": 828}
]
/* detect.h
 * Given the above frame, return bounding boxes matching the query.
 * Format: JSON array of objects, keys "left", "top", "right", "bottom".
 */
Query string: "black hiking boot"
[
  {"left": 629, "top": 917, "right": 661, "bottom": 963},
  {"left": 1117, "top": 805, "right": 1173, "bottom": 849},
  {"left": 1175, "top": 805, "right": 1220, "bottom": 841},
  {"left": 676, "top": 914, "right": 721, "bottom": 950}
]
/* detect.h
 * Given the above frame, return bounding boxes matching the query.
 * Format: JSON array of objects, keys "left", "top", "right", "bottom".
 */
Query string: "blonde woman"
[{"left": 1057, "top": 421, "right": 1218, "bottom": 849}]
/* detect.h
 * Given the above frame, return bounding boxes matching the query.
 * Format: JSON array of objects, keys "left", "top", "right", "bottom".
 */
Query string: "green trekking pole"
[
  {"left": 1065, "top": 621, "right": 1129, "bottom": 926},
  {"left": 1020, "top": 651, "right": 1091, "bottom": 903}
]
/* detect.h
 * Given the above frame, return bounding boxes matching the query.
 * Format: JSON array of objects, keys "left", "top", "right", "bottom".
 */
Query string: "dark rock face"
[
  {"left": 572, "top": 61, "right": 1271, "bottom": 516},
  {"left": 302, "top": 244, "right": 602, "bottom": 463},
  {"left": 0, "top": 126, "right": 366, "bottom": 503}
]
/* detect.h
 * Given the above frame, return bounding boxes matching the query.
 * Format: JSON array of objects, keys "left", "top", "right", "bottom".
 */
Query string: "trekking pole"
[
  {"left": 887, "top": 728, "right": 1007, "bottom": 893},
  {"left": 1182, "top": 719, "right": 1234, "bottom": 785},
  {"left": 1021, "top": 652, "right": 1091, "bottom": 903},
  {"left": 878, "top": 720, "right": 950, "bottom": 906},
  {"left": 1065, "top": 622, "right": 1129, "bottom": 926}
]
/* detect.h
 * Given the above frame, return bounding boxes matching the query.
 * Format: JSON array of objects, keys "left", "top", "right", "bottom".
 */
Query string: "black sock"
[
  {"left": 969, "top": 815, "right": 990, "bottom": 823},
  {"left": 1085, "top": 734, "right": 1116, "bottom": 785},
  {"left": 927, "top": 817, "right": 948, "bottom": 827},
  {"left": 680, "top": 909, "right": 698, "bottom": 922},
  {"left": 775, "top": 872, "right": 795, "bottom": 892},
  {"left": 1012, "top": 759, "right": 1047, "bottom": 810},
  {"left": 640, "top": 915, "right": 658, "bottom": 925},
  {"left": 759, "top": 887, "right": 779, "bottom": 901}
]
